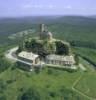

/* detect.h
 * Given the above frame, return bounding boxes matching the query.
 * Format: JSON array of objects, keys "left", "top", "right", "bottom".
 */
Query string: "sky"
[{"left": 0, "top": 0, "right": 96, "bottom": 17}]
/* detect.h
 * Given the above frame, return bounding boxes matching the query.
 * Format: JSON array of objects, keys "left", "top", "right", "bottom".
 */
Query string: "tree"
[
  {"left": 55, "top": 41, "right": 70, "bottom": 55},
  {"left": 59, "top": 87, "right": 81, "bottom": 100},
  {"left": 0, "top": 96, "right": 6, "bottom": 100},
  {"left": 74, "top": 54, "right": 79, "bottom": 65},
  {"left": 0, "top": 56, "right": 10, "bottom": 73},
  {"left": 20, "top": 88, "right": 40, "bottom": 100},
  {"left": 16, "top": 45, "right": 22, "bottom": 54},
  {"left": 0, "top": 79, "right": 7, "bottom": 93},
  {"left": 43, "top": 40, "right": 56, "bottom": 55}
]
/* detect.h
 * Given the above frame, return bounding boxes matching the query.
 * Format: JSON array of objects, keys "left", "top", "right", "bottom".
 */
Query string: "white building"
[
  {"left": 18, "top": 51, "right": 39, "bottom": 64},
  {"left": 46, "top": 54, "right": 75, "bottom": 66}
]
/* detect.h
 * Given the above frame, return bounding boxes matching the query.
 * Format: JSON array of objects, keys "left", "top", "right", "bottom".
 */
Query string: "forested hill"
[
  {"left": 0, "top": 15, "right": 96, "bottom": 46},
  {"left": 55, "top": 16, "right": 96, "bottom": 25},
  {"left": 0, "top": 16, "right": 96, "bottom": 24},
  {"left": 0, "top": 16, "right": 96, "bottom": 35}
]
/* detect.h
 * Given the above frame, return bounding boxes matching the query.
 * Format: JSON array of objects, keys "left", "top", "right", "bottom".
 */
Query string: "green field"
[
  {"left": 0, "top": 62, "right": 89, "bottom": 100},
  {"left": 73, "top": 47, "right": 96, "bottom": 65},
  {"left": 75, "top": 72, "right": 96, "bottom": 98},
  {"left": 0, "top": 54, "right": 96, "bottom": 100}
]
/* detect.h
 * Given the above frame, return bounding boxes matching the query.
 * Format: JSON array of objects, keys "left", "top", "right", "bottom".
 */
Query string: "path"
[
  {"left": 79, "top": 64, "right": 86, "bottom": 71},
  {"left": 72, "top": 74, "right": 96, "bottom": 100},
  {"left": 5, "top": 47, "right": 32, "bottom": 66}
]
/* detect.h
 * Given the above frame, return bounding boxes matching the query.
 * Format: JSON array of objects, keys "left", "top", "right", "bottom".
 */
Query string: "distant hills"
[
  {"left": 0, "top": 16, "right": 60, "bottom": 24},
  {"left": 0, "top": 15, "right": 96, "bottom": 25},
  {"left": 0, "top": 15, "right": 96, "bottom": 44},
  {"left": 55, "top": 16, "right": 96, "bottom": 25},
  {"left": 87, "top": 15, "right": 96, "bottom": 19}
]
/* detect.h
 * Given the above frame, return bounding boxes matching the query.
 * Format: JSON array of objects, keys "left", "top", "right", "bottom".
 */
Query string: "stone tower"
[
  {"left": 39, "top": 24, "right": 53, "bottom": 40},
  {"left": 39, "top": 24, "right": 45, "bottom": 39},
  {"left": 40, "top": 24, "right": 45, "bottom": 33}
]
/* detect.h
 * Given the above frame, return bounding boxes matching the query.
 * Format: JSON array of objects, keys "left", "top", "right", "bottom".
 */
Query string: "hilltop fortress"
[{"left": 17, "top": 24, "right": 76, "bottom": 70}]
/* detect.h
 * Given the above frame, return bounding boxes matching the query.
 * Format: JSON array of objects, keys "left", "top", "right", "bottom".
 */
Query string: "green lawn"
[
  {"left": 0, "top": 65, "right": 87, "bottom": 100},
  {"left": 74, "top": 57, "right": 96, "bottom": 99},
  {"left": 73, "top": 47, "right": 96, "bottom": 65},
  {"left": 75, "top": 72, "right": 96, "bottom": 99}
]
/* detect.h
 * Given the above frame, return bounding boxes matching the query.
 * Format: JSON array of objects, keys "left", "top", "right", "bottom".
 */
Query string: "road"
[
  {"left": 5, "top": 47, "right": 32, "bottom": 66},
  {"left": 79, "top": 64, "right": 86, "bottom": 71}
]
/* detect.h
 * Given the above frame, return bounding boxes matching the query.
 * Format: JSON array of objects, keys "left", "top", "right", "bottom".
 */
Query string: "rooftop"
[
  {"left": 18, "top": 51, "right": 39, "bottom": 61},
  {"left": 46, "top": 54, "right": 75, "bottom": 62}
]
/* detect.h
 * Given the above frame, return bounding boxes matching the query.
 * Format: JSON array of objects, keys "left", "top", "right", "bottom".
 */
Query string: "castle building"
[
  {"left": 46, "top": 54, "right": 75, "bottom": 66},
  {"left": 18, "top": 51, "right": 40, "bottom": 64},
  {"left": 17, "top": 24, "right": 76, "bottom": 69}
]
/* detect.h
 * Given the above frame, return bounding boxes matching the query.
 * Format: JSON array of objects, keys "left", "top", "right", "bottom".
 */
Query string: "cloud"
[
  {"left": 73, "top": 7, "right": 96, "bottom": 10},
  {"left": 48, "top": 5, "right": 56, "bottom": 9},
  {"left": 22, "top": 4, "right": 57, "bottom": 9},
  {"left": 66, "top": 5, "right": 72, "bottom": 9},
  {"left": 21, "top": 4, "right": 73, "bottom": 11},
  {"left": 58, "top": 5, "right": 72, "bottom": 9},
  {"left": 22, "top": 4, "right": 43, "bottom": 9},
  {"left": 23, "top": 4, "right": 33, "bottom": 8}
]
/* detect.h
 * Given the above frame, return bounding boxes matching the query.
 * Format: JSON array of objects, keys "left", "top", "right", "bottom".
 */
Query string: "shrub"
[
  {"left": 20, "top": 88, "right": 40, "bottom": 100},
  {"left": 55, "top": 40, "right": 70, "bottom": 55},
  {"left": 0, "top": 80, "right": 7, "bottom": 93},
  {"left": 0, "top": 56, "right": 10, "bottom": 73},
  {"left": 74, "top": 54, "right": 79, "bottom": 65},
  {"left": 0, "top": 95, "right": 6, "bottom": 100},
  {"left": 47, "top": 68, "right": 53, "bottom": 75},
  {"left": 49, "top": 91, "right": 56, "bottom": 98},
  {"left": 59, "top": 87, "right": 81, "bottom": 100}
]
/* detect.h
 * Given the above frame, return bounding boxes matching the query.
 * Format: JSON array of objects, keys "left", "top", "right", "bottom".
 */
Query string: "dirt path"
[
  {"left": 72, "top": 74, "right": 96, "bottom": 100},
  {"left": 79, "top": 64, "right": 86, "bottom": 71}
]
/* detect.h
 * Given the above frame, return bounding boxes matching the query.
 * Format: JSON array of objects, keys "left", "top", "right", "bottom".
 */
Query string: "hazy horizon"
[{"left": 0, "top": 15, "right": 96, "bottom": 19}]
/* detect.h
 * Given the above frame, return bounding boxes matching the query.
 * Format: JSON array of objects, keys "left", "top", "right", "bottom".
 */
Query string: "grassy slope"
[
  {"left": 73, "top": 47, "right": 96, "bottom": 65},
  {"left": 74, "top": 57, "right": 96, "bottom": 99},
  {"left": 0, "top": 54, "right": 96, "bottom": 100},
  {"left": 0, "top": 66, "right": 87, "bottom": 100},
  {"left": 48, "top": 23, "right": 96, "bottom": 43},
  {"left": 75, "top": 72, "right": 96, "bottom": 98},
  {"left": 72, "top": 47, "right": 96, "bottom": 99}
]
